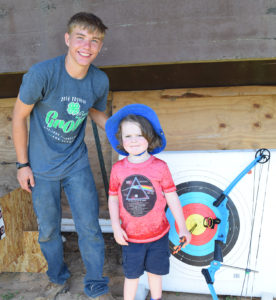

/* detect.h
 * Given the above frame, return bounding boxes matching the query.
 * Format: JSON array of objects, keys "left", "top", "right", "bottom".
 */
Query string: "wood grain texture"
[
  {"left": 0, "top": 98, "right": 20, "bottom": 198},
  {"left": 0, "top": 188, "right": 47, "bottom": 273},
  {"left": 112, "top": 87, "right": 276, "bottom": 151}
]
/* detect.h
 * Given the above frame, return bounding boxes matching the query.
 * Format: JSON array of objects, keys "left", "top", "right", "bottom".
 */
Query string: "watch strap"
[{"left": 16, "top": 162, "right": 30, "bottom": 169}]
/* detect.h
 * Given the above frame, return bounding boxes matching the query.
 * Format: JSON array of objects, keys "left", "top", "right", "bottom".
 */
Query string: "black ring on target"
[{"left": 167, "top": 181, "right": 240, "bottom": 266}]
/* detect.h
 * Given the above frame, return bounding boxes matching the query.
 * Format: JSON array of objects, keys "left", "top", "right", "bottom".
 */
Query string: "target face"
[{"left": 166, "top": 181, "right": 240, "bottom": 266}]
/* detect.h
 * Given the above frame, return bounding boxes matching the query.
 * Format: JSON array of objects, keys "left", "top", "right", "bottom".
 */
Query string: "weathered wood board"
[
  {"left": 2, "top": 1, "right": 276, "bottom": 73},
  {"left": 112, "top": 86, "right": 276, "bottom": 151},
  {"left": 0, "top": 188, "right": 47, "bottom": 273},
  {"left": 0, "top": 98, "right": 18, "bottom": 196}
]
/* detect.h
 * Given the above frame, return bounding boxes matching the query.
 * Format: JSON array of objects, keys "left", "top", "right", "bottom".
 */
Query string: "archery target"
[
  {"left": 166, "top": 181, "right": 240, "bottom": 267},
  {"left": 136, "top": 150, "right": 276, "bottom": 298}
]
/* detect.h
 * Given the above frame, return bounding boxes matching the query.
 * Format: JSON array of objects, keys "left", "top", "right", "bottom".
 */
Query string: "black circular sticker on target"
[{"left": 121, "top": 174, "right": 156, "bottom": 217}]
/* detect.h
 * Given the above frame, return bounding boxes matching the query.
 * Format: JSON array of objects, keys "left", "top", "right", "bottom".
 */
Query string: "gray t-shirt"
[{"left": 19, "top": 55, "right": 109, "bottom": 180}]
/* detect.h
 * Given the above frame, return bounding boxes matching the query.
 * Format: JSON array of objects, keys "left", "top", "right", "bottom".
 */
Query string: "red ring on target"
[{"left": 175, "top": 203, "right": 218, "bottom": 246}]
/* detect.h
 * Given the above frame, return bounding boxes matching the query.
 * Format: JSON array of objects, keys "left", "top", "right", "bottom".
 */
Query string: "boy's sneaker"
[{"left": 35, "top": 281, "right": 70, "bottom": 300}]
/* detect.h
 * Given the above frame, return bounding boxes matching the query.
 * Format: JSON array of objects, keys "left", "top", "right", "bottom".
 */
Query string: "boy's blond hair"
[{"left": 67, "top": 12, "right": 108, "bottom": 39}]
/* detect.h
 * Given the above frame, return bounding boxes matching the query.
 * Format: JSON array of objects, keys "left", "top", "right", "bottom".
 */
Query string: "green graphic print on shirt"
[{"left": 44, "top": 97, "right": 88, "bottom": 143}]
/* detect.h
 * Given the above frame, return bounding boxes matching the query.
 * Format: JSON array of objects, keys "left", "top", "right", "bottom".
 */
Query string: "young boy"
[
  {"left": 105, "top": 104, "right": 192, "bottom": 300},
  {"left": 12, "top": 12, "right": 112, "bottom": 299}
]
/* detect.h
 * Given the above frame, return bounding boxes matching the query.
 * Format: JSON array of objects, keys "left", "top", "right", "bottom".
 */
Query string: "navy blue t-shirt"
[{"left": 19, "top": 55, "right": 109, "bottom": 180}]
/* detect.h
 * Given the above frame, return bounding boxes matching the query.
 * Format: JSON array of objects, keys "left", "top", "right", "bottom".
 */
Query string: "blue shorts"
[{"left": 122, "top": 233, "right": 170, "bottom": 279}]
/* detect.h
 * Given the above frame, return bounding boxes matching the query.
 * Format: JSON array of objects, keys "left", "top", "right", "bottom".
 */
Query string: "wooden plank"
[
  {"left": 0, "top": 165, "right": 19, "bottom": 198},
  {"left": 2, "top": 1, "right": 276, "bottom": 73},
  {"left": 0, "top": 98, "right": 17, "bottom": 107},
  {"left": 0, "top": 98, "right": 16, "bottom": 163},
  {"left": 0, "top": 231, "right": 47, "bottom": 273},
  {"left": 112, "top": 89, "right": 276, "bottom": 150},
  {"left": 19, "top": 231, "right": 47, "bottom": 273},
  {"left": 0, "top": 188, "right": 47, "bottom": 273},
  {"left": 161, "top": 85, "right": 276, "bottom": 98},
  {"left": 0, "top": 189, "right": 26, "bottom": 271},
  {"left": 0, "top": 98, "right": 20, "bottom": 198}
]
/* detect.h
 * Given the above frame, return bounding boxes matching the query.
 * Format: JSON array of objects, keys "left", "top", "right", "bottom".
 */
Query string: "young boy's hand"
[
  {"left": 182, "top": 230, "right": 192, "bottom": 245},
  {"left": 173, "top": 229, "right": 192, "bottom": 254},
  {"left": 113, "top": 226, "right": 129, "bottom": 246}
]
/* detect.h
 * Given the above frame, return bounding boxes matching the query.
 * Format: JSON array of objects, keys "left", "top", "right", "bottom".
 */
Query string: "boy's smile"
[
  {"left": 121, "top": 121, "right": 149, "bottom": 156},
  {"left": 65, "top": 26, "right": 103, "bottom": 77}
]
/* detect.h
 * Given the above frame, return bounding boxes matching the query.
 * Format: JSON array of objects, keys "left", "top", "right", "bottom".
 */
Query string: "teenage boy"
[{"left": 12, "top": 12, "right": 112, "bottom": 299}]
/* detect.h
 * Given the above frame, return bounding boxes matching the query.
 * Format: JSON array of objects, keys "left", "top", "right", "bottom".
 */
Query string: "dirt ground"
[{"left": 0, "top": 233, "right": 259, "bottom": 300}]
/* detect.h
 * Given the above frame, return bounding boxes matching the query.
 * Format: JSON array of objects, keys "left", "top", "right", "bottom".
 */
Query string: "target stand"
[{"left": 135, "top": 150, "right": 276, "bottom": 300}]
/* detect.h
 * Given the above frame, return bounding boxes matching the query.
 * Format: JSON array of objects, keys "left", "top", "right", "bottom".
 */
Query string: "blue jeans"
[{"left": 32, "top": 166, "right": 109, "bottom": 297}]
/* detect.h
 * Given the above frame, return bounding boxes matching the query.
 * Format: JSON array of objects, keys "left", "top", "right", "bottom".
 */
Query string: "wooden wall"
[
  {"left": 1, "top": 85, "right": 276, "bottom": 220},
  {"left": 1, "top": 1, "right": 276, "bottom": 73},
  {"left": 112, "top": 86, "right": 276, "bottom": 151},
  {"left": 0, "top": 99, "right": 18, "bottom": 196}
]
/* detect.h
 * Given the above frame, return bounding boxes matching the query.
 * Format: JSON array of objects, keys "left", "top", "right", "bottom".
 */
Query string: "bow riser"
[{"left": 215, "top": 201, "right": 229, "bottom": 244}]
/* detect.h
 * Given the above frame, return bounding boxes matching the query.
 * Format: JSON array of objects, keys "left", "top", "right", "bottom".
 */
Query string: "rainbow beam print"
[{"left": 141, "top": 185, "right": 154, "bottom": 192}]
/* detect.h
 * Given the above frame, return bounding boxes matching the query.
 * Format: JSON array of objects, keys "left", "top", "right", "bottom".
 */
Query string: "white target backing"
[{"left": 137, "top": 150, "right": 276, "bottom": 298}]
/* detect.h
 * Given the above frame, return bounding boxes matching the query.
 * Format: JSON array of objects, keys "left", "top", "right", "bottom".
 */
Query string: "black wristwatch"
[{"left": 16, "top": 162, "right": 30, "bottom": 169}]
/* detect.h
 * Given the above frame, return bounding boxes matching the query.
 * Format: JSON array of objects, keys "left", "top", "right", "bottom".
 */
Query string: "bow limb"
[
  {"left": 202, "top": 260, "right": 221, "bottom": 300},
  {"left": 213, "top": 148, "right": 270, "bottom": 208},
  {"left": 202, "top": 241, "right": 223, "bottom": 300},
  {"left": 214, "top": 157, "right": 261, "bottom": 208},
  {"left": 207, "top": 284, "right": 219, "bottom": 300}
]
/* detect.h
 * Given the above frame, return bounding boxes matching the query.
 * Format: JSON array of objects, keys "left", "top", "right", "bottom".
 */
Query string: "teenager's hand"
[
  {"left": 17, "top": 166, "right": 35, "bottom": 193},
  {"left": 113, "top": 226, "right": 129, "bottom": 246}
]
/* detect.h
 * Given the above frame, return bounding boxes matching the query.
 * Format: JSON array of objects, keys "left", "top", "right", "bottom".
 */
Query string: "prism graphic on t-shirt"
[{"left": 121, "top": 175, "right": 156, "bottom": 217}]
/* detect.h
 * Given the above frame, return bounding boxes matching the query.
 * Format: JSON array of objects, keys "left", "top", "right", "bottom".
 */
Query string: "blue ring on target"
[
  {"left": 167, "top": 192, "right": 222, "bottom": 257},
  {"left": 166, "top": 181, "right": 240, "bottom": 267}
]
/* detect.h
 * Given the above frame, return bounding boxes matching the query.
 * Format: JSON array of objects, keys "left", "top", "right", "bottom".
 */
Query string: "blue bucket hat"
[{"left": 105, "top": 104, "right": 166, "bottom": 156}]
